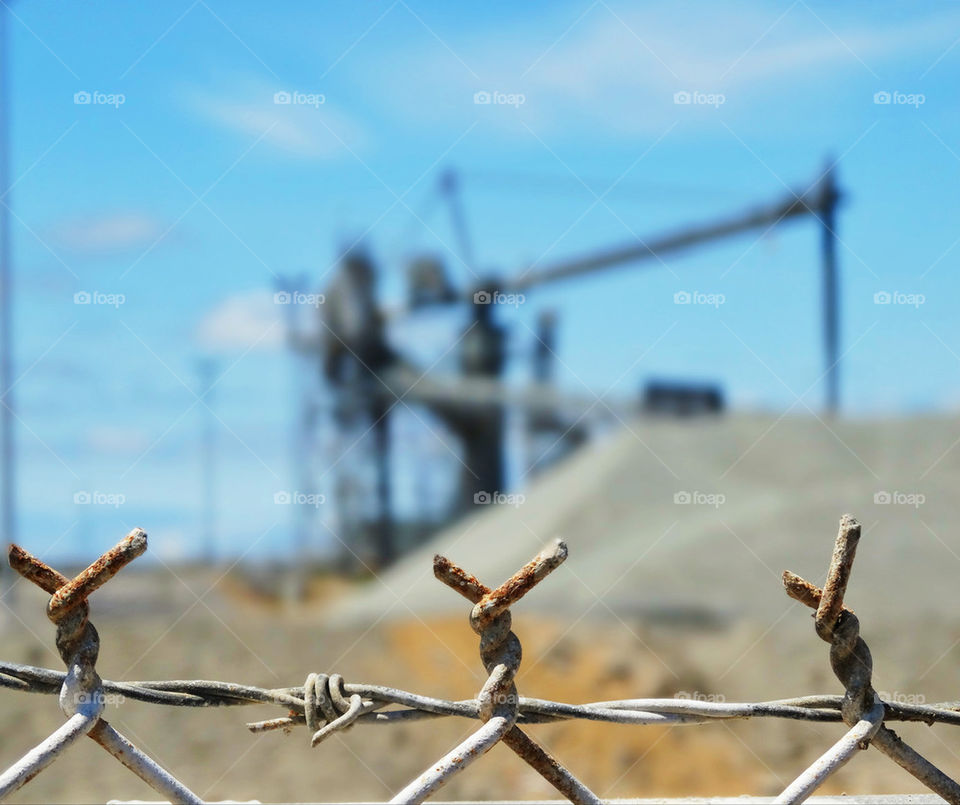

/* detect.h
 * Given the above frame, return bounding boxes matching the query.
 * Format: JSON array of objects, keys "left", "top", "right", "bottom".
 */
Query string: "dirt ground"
[{"left": 1, "top": 566, "right": 959, "bottom": 803}]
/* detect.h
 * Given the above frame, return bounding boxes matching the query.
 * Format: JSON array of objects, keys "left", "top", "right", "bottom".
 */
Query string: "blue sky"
[{"left": 4, "top": 0, "right": 960, "bottom": 562}]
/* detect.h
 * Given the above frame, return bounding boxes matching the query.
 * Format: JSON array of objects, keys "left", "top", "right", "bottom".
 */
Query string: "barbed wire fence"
[{"left": 0, "top": 516, "right": 959, "bottom": 804}]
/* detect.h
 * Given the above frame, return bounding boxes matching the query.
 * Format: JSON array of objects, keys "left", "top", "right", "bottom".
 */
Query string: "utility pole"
[
  {"left": 819, "top": 162, "right": 841, "bottom": 416},
  {"left": 439, "top": 169, "right": 475, "bottom": 274},
  {"left": 0, "top": 2, "right": 16, "bottom": 610},
  {"left": 276, "top": 274, "right": 313, "bottom": 594},
  {"left": 370, "top": 395, "right": 393, "bottom": 568},
  {"left": 197, "top": 359, "right": 218, "bottom": 563}
]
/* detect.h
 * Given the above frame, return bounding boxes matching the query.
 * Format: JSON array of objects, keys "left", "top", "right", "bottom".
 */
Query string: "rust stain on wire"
[
  {"left": 46, "top": 528, "right": 147, "bottom": 621},
  {"left": 783, "top": 514, "right": 960, "bottom": 804},
  {"left": 1, "top": 517, "right": 959, "bottom": 803},
  {"left": 1, "top": 529, "right": 203, "bottom": 804}
]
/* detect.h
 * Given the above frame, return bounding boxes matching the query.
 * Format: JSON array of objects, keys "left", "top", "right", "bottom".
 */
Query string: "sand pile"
[{"left": 330, "top": 412, "right": 960, "bottom": 630}]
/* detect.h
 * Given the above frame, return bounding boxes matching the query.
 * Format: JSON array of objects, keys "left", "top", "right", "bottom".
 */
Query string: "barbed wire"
[{"left": 0, "top": 521, "right": 958, "bottom": 803}]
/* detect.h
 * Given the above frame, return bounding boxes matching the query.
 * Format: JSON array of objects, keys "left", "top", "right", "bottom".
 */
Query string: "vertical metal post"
[
  {"left": 0, "top": 3, "right": 16, "bottom": 607},
  {"left": 371, "top": 396, "right": 393, "bottom": 568},
  {"left": 454, "top": 298, "right": 506, "bottom": 511},
  {"left": 820, "top": 162, "right": 840, "bottom": 415},
  {"left": 440, "top": 169, "right": 475, "bottom": 274},
  {"left": 197, "top": 359, "right": 217, "bottom": 563},
  {"left": 277, "top": 274, "right": 313, "bottom": 593}
]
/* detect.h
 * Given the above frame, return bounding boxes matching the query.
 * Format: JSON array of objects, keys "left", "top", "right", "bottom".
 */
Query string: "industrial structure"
[{"left": 285, "top": 163, "right": 842, "bottom": 569}]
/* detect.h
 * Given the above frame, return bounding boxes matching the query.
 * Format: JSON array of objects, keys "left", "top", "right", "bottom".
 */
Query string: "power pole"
[
  {"left": 197, "top": 359, "right": 218, "bottom": 563},
  {"left": 439, "top": 169, "right": 475, "bottom": 274},
  {"left": 276, "top": 274, "right": 313, "bottom": 593},
  {"left": 371, "top": 395, "right": 393, "bottom": 567},
  {"left": 0, "top": 2, "right": 15, "bottom": 610},
  {"left": 820, "top": 162, "right": 841, "bottom": 416}
]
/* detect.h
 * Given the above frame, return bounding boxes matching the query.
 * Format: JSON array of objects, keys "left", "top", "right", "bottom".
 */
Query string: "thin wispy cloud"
[
  {"left": 196, "top": 288, "right": 286, "bottom": 352},
  {"left": 373, "top": 7, "right": 960, "bottom": 137},
  {"left": 49, "top": 211, "right": 174, "bottom": 256},
  {"left": 185, "top": 77, "right": 367, "bottom": 159}
]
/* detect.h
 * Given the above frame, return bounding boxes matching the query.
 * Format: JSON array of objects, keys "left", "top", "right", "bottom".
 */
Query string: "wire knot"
[
  {"left": 473, "top": 611, "right": 521, "bottom": 723},
  {"left": 8, "top": 528, "right": 146, "bottom": 721},
  {"left": 421, "top": 539, "right": 603, "bottom": 803},
  {"left": 304, "top": 672, "right": 378, "bottom": 747}
]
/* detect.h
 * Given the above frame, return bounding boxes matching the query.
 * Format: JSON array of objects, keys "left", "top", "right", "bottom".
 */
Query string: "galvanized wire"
[
  {"left": 0, "top": 711, "right": 99, "bottom": 800},
  {"left": 1, "top": 531, "right": 203, "bottom": 804},
  {"left": 5, "top": 662, "right": 960, "bottom": 729},
  {"left": 773, "top": 698, "right": 886, "bottom": 804},
  {"left": 1, "top": 518, "right": 959, "bottom": 804},
  {"left": 782, "top": 515, "right": 960, "bottom": 804}
]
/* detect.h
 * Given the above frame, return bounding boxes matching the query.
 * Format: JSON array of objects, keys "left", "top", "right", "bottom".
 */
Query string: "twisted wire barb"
[
  {"left": 1, "top": 531, "right": 203, "bottom": 804},
  {"left": 782, "top": 515, "right": 960, "bottom": 805},
  {"left": 1, "top": 518, "right": 959, "bottom": 803},
  {"left": 392, "top": 538, "right": 599, "bottom": 804}
]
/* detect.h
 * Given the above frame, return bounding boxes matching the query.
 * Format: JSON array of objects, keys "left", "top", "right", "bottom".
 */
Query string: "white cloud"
[
  {"left": 523, "top": 7, "right": 960, "bottom": 94},
  {"left": 376, "top": 7, "right": 960, "bottom": 137},
  {"left": 196, "top": 289, "right": 286, "bottom": 352},
  {"left": 50, "top": 212, "right": 170, "bottom": 255},
  {"left": 186, "top": 78, "right": 366, "bottom": 159}
]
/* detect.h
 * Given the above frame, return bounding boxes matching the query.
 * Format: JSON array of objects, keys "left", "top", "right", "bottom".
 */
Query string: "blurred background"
[{"left": 2, "top": 1, "right": 960, "bottom": 801}]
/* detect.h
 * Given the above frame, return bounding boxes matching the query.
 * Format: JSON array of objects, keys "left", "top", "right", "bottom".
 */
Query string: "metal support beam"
[
  {"left": 439, "top": 169, "right": 475, "bottom": 274},
  {"left": 371, "top": 399, "right": 394, "bottom": 568},
  {"left": 506, "top": 183, "right": 825, "bottom": 294},
  {"left": 820, "top": 163, "right": 840, "bottom": 415}
]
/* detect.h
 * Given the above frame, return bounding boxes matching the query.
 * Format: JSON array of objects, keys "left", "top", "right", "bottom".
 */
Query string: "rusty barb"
[
  {"left": 1, "top": 530, "right": 203, "bottom": 804},
  {"left": 782, "top": 515, "right": 960, "bottom": 805},
  {"left": 3, "top": 520, "right": 960, "bottom": 804},
  {"left": 392, "top": 538, "right": 600, "bottom": 805},
  {"left": 46, "top": 528, "right": 146, "bottom": 621},
  {"left": 462, "top": 538, "right": 568, "bottom": 630}
]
